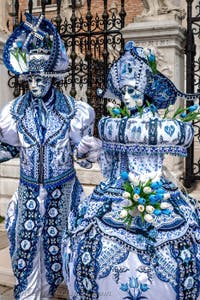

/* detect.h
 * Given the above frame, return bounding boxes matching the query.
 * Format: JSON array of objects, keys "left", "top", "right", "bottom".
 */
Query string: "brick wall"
[
  {"left": 79, "top": 0, "right": 143, "bottom": 26},
  {"left": 15, "top": 0, "right": 144, "bottom": 27}
]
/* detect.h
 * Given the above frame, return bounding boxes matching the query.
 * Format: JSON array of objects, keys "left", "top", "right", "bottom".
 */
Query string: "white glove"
[{"left": 76, "top": 135, "right": 102, "bottom": 163}]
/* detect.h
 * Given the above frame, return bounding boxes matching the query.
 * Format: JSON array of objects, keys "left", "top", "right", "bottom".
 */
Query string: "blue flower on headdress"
[
  {"left": 16, "top": 41, "right": 23, "bottom": 49},
  {"left": 180, "top": 112, "right": 187, "bottom": 118},
  {"left": 113, "top": 108, "right": 121, "bottom": 115},
  {"left": 121, "top": 171, "right": 129, "bottom": 181},
  {"left": 149, "top": 104, "right": 157, "bottom": 114},
  {"left": 188, "top": 104, "right": 199, "bottom": 112},
  {"left": 148, "top": 53, "right": 155, "bottom": 63}
]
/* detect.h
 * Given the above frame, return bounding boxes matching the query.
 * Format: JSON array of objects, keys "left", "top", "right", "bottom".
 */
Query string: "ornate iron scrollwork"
[{"left": 185, "top": 0, "right": 200, "bottom": 186}]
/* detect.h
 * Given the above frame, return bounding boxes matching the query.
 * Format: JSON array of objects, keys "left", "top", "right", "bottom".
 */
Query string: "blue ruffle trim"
[{"left": 102, "top": 141, "right": 187, "bottom": 157}]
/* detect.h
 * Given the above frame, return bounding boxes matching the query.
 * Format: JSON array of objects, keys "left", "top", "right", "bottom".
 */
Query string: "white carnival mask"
[
  {"left": 121, "top": 85, "right": 144, "bottom": 110},
  {"left": 28, "top": 75, "right": 52, "bottom": 98}
]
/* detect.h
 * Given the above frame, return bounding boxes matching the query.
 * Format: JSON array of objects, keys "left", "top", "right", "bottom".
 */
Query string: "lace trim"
[{"left": 103, "top": 141, "right": 187, "bottom": 157}]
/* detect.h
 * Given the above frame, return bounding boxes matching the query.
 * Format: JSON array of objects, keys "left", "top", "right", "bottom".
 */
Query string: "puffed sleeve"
[
  {"left": 69, "top": 101, "right": 95, "bottom": 145},
  {"left": 0, "top": 101, "right": 20, "bottom": 146},
  {"left": 69, "top": 101, "right": 102, "bottom": 168}
]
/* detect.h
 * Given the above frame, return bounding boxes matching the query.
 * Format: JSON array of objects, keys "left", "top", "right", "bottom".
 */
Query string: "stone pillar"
[
  {"left": 122, "top": 13, "right": 187, "bottom": 180},
  {"left": 0, "top": 0, "right": 17, "bottom": 217},
  {"left": 0, "top": 34, "right": 13, "bottom": 109},
  {"left": 0, "top": 0, "right": 13, "bottom": 109}
]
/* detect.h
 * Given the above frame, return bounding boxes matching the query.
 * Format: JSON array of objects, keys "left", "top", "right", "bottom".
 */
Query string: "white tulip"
[
  {"left": 139, "top": 175, "right": 147, "bottom": 184},
  {"left": 122, "top": 192, "right": 131, "bottom": 199},
  {"left": 144, "top": 214, "right": 154, "bottom": 223},
  {"left": 120, "top": 209, "right": 128, "bottom": 218},
  {"left": 106, "top": 102, "right": 115, "bottom": 109},
  {"left": 136, "top": 99, "right": 143, "bottom": 107},
  {"left": 163, "top": 193, "right": 170, "bottom": 200},
  {"left": 133, "top": 178, "right": 140, "bottom": 186},
  {"left": 145, "top": 205, "right": 155, "bottom": 214},
  {"left": 160, "top": 202, "right": 172, "bottom": 209},
  {"left": 133, "top": 194, "right": 140, "bottom": 201},
  {"left": 168, "top": 105, "right": 174, "bottom": 112},
  {"left": 143, "top": 186, "right": 152, "bottom": 194},
  {"left": 128, "top": 173, "right": 139, "bottom": 186},
  {"left": 143, "top": 48, "right": 149, "bottom": 56},
  {"left": 137, "top": 205, "right": 145, "bottom": 212}
]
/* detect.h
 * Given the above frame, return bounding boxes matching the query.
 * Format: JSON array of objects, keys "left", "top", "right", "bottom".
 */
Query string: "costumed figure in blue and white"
[
  {"left": 62, "top": 41, "right": 200, "bottom": 300},
  {"left": 1, "top": 13, "right": 100, "bottom": 300}
]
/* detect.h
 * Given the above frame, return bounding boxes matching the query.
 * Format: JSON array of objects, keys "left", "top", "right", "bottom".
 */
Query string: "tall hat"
[
  {"left": 100, "top": 41, "right": 200, "bottom": 109},
  {"left": 3, "top": 13, "right": 69, "bottom": 78}
]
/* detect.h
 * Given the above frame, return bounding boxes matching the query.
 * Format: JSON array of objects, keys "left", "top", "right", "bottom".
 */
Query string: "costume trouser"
[
  {"left": 6, "top": 183, "right": 67, "bottom": 300},
  {"left": 18, "top": 187, "right": 51, "bottom": 300},
  {"left": 6, "top": 186, "right": 52, "bottom": 299},
  {"left": 6, "top": 177, "right": 82, "bottom": 299}
]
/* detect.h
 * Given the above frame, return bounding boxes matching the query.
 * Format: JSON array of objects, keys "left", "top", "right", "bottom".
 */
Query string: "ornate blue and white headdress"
[
  {"left": 101, "top": 41, "right": 151, "bottom": 101},
  {"left": 100, "top": 41, "right": 200, "bottom": 109},
  {"left": 3, "top": 13, "right": 69, "bottom": 79}
]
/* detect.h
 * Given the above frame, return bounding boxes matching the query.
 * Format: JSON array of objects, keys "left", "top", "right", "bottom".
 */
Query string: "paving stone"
[
  {"left": 0, "top": 285, "right": 10, "bottom": 295},
  {"left": 0, "top": 286, "right": 14, "bottom": 300},
  {"left": 0, "top": 232, "right": 9, "bottom": 250},
  {"left": 0, "top": 284, "right": 69, "bottom": 300},
  {"left": 53, "top": 284, "right": 69, "bottom": 300}
]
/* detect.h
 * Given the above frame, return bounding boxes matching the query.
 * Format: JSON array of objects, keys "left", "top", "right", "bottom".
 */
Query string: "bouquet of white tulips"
[{"left": 120, "top": 171, "right": 172, "bottom": 227}]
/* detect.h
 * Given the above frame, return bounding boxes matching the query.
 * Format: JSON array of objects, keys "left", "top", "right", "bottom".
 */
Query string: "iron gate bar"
[
  {"left": 55, "top": 0, "right": 62, "bottom": 32},
  {"left": 185, "top": 0, "right": 200, "bottom": 186},
  {"left": 28, "top": 0, "right": 33, "bottom": 14}
]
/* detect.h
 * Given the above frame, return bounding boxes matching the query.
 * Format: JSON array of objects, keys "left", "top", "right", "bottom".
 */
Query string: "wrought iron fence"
[
  {"left": 7, "top": 0, "right": 126, "bottom": 134},
  {"left": 185, "top": 0, "right": 200, "bottom": 187}
]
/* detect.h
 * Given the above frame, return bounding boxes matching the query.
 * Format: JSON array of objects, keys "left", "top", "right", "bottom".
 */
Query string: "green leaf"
[
  {"left": 107, "top": 108, "right": 117, "bottom": 118},
  {"left": 147, "top": 57, "right": 158, "bottom": 75},
  {"left": 181, "top": 112, "right": 200, "bottom": 122},
  {"left": 124, "top": 182, "right": 133, "bottom": 194},
  {"left": 163, "top": 107, "right": 169, "bottom": 119},
  {"left": 172, "top": 107, "right": 186, "bottom": 119},
  {"left": 137, "top": 106, "right": 144, "bottom": 118},
  {"left": 121, "top": 106, "right": 130, "bottom": 117}
]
